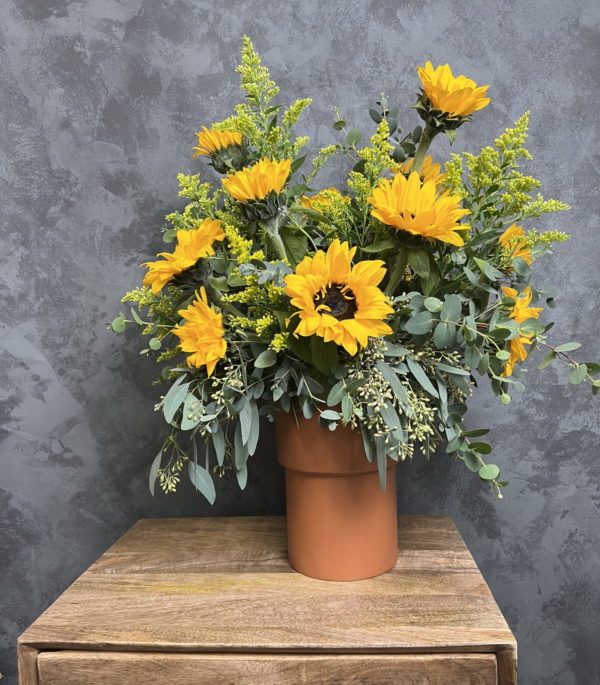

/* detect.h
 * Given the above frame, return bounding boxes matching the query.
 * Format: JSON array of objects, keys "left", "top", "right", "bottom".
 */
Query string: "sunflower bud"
[
  {"left": 193, "top": 127, "right": 249, "bottom": 173},
  {"left": 414, "top": 62, "right": 490, "bottom": 134}
]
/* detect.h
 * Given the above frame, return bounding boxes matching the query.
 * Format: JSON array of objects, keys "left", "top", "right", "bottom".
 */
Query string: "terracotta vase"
[{"left": 276, "top": 410, "right": 398, "bottom": 581}]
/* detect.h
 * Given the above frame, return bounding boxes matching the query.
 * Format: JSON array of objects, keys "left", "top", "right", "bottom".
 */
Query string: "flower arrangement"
[{"left": 113, "top": 38, "right": 597, "bottom": 503}]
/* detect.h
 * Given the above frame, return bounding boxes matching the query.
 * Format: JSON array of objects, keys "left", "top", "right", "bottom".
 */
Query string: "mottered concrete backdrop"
[{"left": 1, "top": 1, "right": 599, "bottom": 682}]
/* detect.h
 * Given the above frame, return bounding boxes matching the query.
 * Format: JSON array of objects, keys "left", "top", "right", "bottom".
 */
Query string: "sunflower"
[
  {"left": 300, "top": 187, "right": 350, "bottom": 213},
  {"left": 142, "top": 219, "right": 225, "bottom": 294},
  {"left": 173, "top": 287, "right": 227, "bottom": 375},
  {"left": 399, "top": 155, "right": 445, "bottom": 185},
  {"left": 500, "top": 286, "right": 543, "bottom": 377},
  {"left": 284, "top": 239, "right": 393, "bottom": 356},
  {"left": 417, "top": 61, "right": 490, "bottom": 118},
  {"left": 499, "top": 224, "right": 532, "bottom": 265},
  {"left": 368, "top": 171, "right": 470, "bottom": 246},
  {"left": 222, "top": 158, "right": 291, "bottom": 203},
  {"left": 193, "top": 127, "right": 243, "bottom": 157}
]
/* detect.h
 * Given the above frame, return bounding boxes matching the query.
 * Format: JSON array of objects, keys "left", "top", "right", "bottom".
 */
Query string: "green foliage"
[{"left": 110, "top": 38, "right": 597, "bottom": 506}]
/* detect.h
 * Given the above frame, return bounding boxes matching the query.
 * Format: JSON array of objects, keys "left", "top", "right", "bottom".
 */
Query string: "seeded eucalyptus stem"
[{"left": 412, "top": 125, "right": 438, "bottom": 173}]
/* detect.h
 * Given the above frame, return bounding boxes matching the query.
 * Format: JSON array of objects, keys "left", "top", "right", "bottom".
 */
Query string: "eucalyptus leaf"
[
  {"left": 163, "top": 379, "right": 190, "bottom": 424},
  {"left": 188, "top": 461, "right": 216, "bottom": 504},
  {"left": 384, "top": 343, "right": 409, "bottom": 357},
  {"left": 556, "top": 342, "right": 582, "bottom": 353},
  {"left": 327, "top": 380, "right": 346, "bottom": 407},
  {"left": 255, "top": 349, "right": 277, "bottom": 368},
  {"left": 461, "top": 449, "right": 481, "bottom": 473},
  {"left": 247, "top": 402, "right": 260, "bottom": 455},
  {"left": 361, "top": 426, "right": 374, "bottom": 463},
  {"left": 111, "top": 315, "right": 126, "bottom": 333},
  {"left": 212, "top": 423, "right": 225, "bottom": 466},
  {"left": 479, "top": 464, "right": 500, "bottom": 481},
  {"left": 341, "top": 394, "right": 353, "bottom": 421},
  {"left": 470, "top": 441, "right": 492, "bottom": 455},
  {"left": 236, "top": 465, "right": 248, "bottom": 490},
  {"left": 407, "top": 357, "right": 439, "bottom": 398},
  {"left": 376, "top": 361, "right": 409, "bottom": 406},
  {"left": 405, "top": 310, "right": 434, "bottom": 335},
  {"left": 424, "top": 296, "right": 442, "bottom": 312},
  {"left": 148, "top": 450, "right": 162, "bottom": 496},
  {"left": 376, "top": 436, "right": 387, "bottom": 490},
  {"left": 463, "top": 428, "right": 490, "bottom": 437},
  {"left": 436, "top": 363, "right": 470, "bottom": 376},
  {"left": 369, "top": 108, "right": 382, "bottom": 123},
  {"left": 512, "top": 257, "right": 531, "bottom": 277},
  {"left": 180, "top": 393, "right": 202, "bottom": 431},
  {"left": 320, "top": 409, "right": 341, "bottom": 421},
  {"left": 130, "top": 307, "right": 143, "bottom": 325},
  {"left": 433, "top": 322, "right": 455, "bottom": 349},
  {"left": 346, "top": 128, "right": 362, "bottom": 146},
  {"left": 569, "top": 364, "right": 588, "bottom": 385},
  {"left": 302, "top": 399, "right": 314, "bottom": 419},
  {"left": 473, "top": 257, "right": 503, "bottom": 281},
  {"left": 440, "top": 294, "right": 462, "bottom": 323},
  {"left": 240, "top": 397, "right": 253, "bottom": 444}
]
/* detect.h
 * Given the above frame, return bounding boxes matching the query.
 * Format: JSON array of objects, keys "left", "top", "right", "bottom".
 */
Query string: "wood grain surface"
[
  {"left": 16, "top": 644, "right": 39, "bottom": 685},
  {"left": 19, "top": 516, "right": 517, "bottom": 684},
  {"left": 37, "top": 651, "right": 498, "bottom": 685}
]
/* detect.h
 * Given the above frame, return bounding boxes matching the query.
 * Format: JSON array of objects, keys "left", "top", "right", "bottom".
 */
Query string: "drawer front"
[{"left": 38, "top": 651, "right": 497, "bottom": 684}]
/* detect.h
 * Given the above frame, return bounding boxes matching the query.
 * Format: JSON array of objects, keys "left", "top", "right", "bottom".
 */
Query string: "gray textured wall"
[{"left": 1, "top": 1, "right": 599, "bottom": 683}]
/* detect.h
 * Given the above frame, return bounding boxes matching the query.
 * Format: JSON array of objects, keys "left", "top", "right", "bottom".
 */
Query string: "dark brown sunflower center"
[{"left": 314, "top": 283, "right": 357, "bottom": 320}]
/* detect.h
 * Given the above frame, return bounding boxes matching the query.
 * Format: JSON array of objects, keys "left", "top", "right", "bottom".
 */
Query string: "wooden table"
[{"left": 18, "top": 515, "right": 517, "bottom": 684}]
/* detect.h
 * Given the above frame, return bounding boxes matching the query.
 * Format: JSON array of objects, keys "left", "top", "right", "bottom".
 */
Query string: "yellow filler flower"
[
  {"left": 173, "top": 287, "right": 226, "bottom": 375},
  {"left": 368, "top": 171, "right": 470, "bottom": 246},
  {"left": 500, "top": 286, "right": 543, "bottom": 377},
  {"left": 193, "top": 127, "right": 243, "bottom": 157},
  {"left": 284, "top": 239, "right": 393, "bottom": 356},
  {"left": 142, "top": 219, "right": 225, "bottom": 294},
  {"left": 417, "top": 61, "right": 491, "bottom": 118},
  {"left": 222, "top": 158, "right": 291, "bottom": 203},
  {"left": 499, "top": 224, "right": 533, "bottom": 265}
]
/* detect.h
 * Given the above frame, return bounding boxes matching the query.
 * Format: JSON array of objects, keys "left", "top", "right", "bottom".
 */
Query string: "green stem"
[
  {"left": 268, "top": 230, "right": 288, "bottom": 262},
  {"left": 412, "top": 125, "right": 438, "bottom": 174},
  {"left": 264, "top": 215, "right": 289, "bottom": 262},
  {"left": 384, "top": 247, "right": 409, "bottom": 297}
]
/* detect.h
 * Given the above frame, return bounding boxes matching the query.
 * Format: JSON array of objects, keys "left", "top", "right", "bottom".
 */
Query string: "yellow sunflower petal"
[
  {"left": 173, "top": 286, "right": 226, "bottom": 375},
  {"left": 142, "top": 219, "right": 224, "bottom": 294},
  {"left": 193, "top": 127, "right": 243, "bottom": 157},
  {"left": 222, "top": 158, "right": 291, "bottom": 202},
  {"left": 417, "top": 61, "right": 490, "bottom": 117},
  {"left": 284, "top": 241, "right": 393, "bottom": 355},
  {"left": 368, "top": 172, "right": 469, "bottom": 246}
]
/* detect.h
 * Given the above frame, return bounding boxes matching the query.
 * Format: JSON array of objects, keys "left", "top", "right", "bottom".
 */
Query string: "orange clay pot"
[{"left": 276, "top": 410, "right": 398, "bottom": 581}]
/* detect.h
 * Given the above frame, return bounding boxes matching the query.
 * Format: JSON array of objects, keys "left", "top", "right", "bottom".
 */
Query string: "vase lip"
[{"left": 275, "top": 409, "right": 396, "bottom": 475}]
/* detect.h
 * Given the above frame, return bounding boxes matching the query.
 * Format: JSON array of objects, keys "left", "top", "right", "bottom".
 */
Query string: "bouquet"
[{"left": 112, "top": 37, "right": 597, "bottom": 503}]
